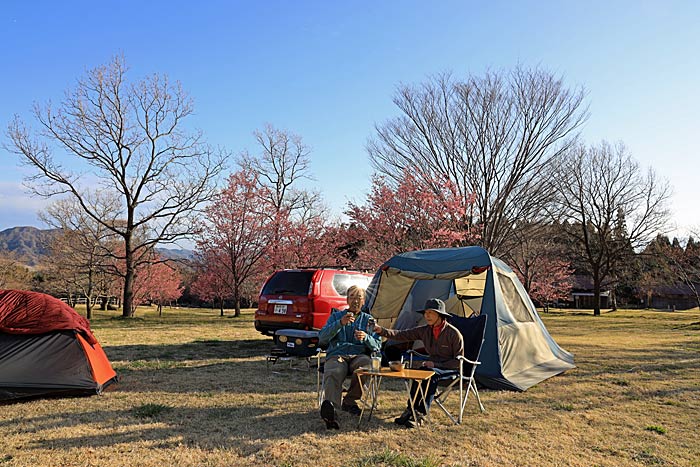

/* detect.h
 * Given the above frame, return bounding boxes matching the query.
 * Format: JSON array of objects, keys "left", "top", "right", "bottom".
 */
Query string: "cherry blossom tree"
[
  {"left": 190, "top": 251, "right": 234, "bottom": 316},
  {"left": 345, "top": 171, "right": 477, "bottom": 269},
  {"left": 108, "top": 249, "right": 183, "bottom": 315},
  {"left": 515, "top": 259, "right": 574, "bottom": 313},
  {"left": 139, "top": 262, "right": 184, "bottom": 316},
  {"left": 195, "top": 170, "right": 277, "bottom": 317}
]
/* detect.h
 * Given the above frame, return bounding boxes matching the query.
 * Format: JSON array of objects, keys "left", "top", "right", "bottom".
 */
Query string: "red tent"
[{"left": 0, "top": 289, "right": 117, "bottom": 401}]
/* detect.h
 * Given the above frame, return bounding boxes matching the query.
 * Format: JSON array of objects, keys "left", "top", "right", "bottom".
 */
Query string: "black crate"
[{"left": 274, "top": 329, "right": 320, "bottom": 357}]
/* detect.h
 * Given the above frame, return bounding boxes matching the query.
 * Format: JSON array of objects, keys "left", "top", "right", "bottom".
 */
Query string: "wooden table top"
[{"left": 357, "top": 367, "right": 434, "bottom": 381}]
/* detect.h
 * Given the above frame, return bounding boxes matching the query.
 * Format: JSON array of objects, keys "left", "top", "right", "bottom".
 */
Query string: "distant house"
[
  {"left": 568, "top": 275, "right": 611, "bottom": 309},
  {"left": 643, "top": 282, "right": 700, "bottom": 311}
]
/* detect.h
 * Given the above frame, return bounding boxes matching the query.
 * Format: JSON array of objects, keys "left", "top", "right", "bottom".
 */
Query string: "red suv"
[{"left": 254, "top": 268, "right": 373, "bottom": 336}]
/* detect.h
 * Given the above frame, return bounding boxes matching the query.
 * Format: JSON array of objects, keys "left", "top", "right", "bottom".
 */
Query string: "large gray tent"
[{"left": 364, "top": 247, "right": 574, "bottom": 391}]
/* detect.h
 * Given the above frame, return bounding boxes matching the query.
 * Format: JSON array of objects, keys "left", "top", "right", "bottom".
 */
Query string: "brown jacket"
[{"left": 380, "top": 322, "right": 463, "bottom": 370}]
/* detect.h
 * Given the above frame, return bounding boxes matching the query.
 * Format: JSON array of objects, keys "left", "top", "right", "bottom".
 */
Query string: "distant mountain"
[
  {"left": 0, "top": 226, "right": 194, "bottom": 266},
  {"left": 155, "top": 247, "right": 195, "bottom": 261},
  {"left": 0, "top": 226, "right": 58, "bottom": 266}
]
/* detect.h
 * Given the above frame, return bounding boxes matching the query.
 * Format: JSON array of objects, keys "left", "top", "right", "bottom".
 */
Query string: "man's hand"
[
  {"left": 373, "top": 325, "right": 383, "bottom": 334},
  {"left": 354, "top": 330, "right": 366, "bottom": 341},
  {"left": 341, "top": 312, "right": 355, "bottom": 326}
]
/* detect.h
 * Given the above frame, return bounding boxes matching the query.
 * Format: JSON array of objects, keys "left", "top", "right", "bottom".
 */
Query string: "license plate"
[
  {"left": 273, "top": 304, "right": 287, "bottom": 314},
  {"left": 286, "top": 342, "right": 295, "bottom": 348}
]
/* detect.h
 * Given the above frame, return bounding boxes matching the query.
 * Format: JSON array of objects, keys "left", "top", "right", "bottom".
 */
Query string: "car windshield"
[{"left": 261, "top": 271, "right": 314, "bottom": 296}]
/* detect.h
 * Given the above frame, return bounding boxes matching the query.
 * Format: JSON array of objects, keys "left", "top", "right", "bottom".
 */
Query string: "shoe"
[
  {"left": 394, "top": 408, "right": 412, "bottom": 425},
  {"left": 321, "top": 400, "right": 339, "bottom": 429},
  {"left": 403, "top": 413, "right": 425, "bottom": 429},
  {"left": 341, "top": 404, "right": 362, "bottom": 416}
]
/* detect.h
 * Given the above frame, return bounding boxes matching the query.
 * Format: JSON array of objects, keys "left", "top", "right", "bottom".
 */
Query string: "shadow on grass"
[
  {"left": 0, "top": 404, "right": 395, "bottom": 454},
  {"left": 104, "top": 339, "right": 272, "bottom": 361},
  {"left": 112, "top": 359, "right": 320, "bottom": 395}
]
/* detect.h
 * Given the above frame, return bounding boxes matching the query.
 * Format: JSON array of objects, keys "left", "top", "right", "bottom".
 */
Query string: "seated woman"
[{"left": 373, "top": 298, "right": 463, "bottom": 428}]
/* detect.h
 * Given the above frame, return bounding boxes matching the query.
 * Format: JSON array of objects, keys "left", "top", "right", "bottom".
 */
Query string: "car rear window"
[
  {"left": 261, "top": 271, "right": 315, "bottom": 296},
  {"left": 332, "top": 274, "right": 372, "bottom": 296}
]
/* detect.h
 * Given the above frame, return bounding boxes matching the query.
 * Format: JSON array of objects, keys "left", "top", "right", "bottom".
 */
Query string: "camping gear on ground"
[
  {"left": 0, "top": 289, "right": 118, "bottom": 401},
  {"left": 364, "top": 246, "right": 575, "bottom": 391}
]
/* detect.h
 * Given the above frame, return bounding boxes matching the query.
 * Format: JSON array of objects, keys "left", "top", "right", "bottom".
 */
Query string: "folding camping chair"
[
  {"left": 315, "top": 347, "right": 352, "bottom": 407},
  {"left": 316, "top": 349, "right": 373, "bottom": 408},
  {"left": 408, "top": 314, "right": 487, "bottom": 424}
]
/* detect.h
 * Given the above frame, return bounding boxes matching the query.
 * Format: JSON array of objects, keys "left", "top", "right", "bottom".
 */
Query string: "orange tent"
[{"left": 0, "top": 289, "right": 117, "bottom": 401}]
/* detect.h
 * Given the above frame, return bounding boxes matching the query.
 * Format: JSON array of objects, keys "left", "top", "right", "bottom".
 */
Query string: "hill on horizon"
[{"left": 0, "top": 226, "right": 194, "bottom": 266}]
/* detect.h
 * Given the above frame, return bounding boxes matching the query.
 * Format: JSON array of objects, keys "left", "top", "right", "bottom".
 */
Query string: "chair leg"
[
  {"left": 461, "top": 379, "right": 485, "bottom": 415},
  {"left": 434, "top": 398, "right": 459, "bottom": 425},
  {"left": 472, "top": 382, "right": 485, "bottom": 413}
]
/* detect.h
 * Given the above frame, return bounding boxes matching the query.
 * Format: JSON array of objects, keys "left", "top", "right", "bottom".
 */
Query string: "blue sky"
[{"left": 1, "top": 1, "right": 699, "bottom": 238}]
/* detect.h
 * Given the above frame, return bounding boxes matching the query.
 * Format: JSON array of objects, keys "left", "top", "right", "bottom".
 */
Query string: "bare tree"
[
  {"left": 40, "top": 197, "right": 118, "bottom": 319},
  {"left": 6, "top": 56, "right": 226, "bottom": 316},
  {"left": 240, "top": 124, "right": 314, "bottom": 213},
  {"left": 239, "top": 124, "right": 325, "bottom": 268},
  {"left": 0, "top": 254, "right": 33, "bottom": 290},
  {"left": 367, "top": 67, "right": 589, "bottom": 255},
  {"left": 553, "top": 141, "right": 671, "bottom": 316}
]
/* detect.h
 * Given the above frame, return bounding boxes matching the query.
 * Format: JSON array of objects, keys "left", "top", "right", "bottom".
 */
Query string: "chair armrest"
[
  {"left": 457, "top": 355, "right": 481, "bottom": 366},
  {"left": 456, "top": 355, "right": 481, "bottom": 378},
  {"left": 315, "top": 348, "right": 326, "bottom": 369}
]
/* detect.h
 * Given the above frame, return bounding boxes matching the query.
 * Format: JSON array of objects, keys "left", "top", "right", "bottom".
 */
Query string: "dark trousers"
[{"left": 408, "top": 367, "right": 458, "bottom": 414}]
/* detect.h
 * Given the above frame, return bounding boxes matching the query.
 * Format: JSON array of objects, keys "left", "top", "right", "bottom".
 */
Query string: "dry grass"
[{"left": 1, "top": 306, "right": 698, "bottom": 467}]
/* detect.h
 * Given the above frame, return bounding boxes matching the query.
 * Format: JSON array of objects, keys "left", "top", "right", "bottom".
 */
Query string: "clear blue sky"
[{"left": 2, "top": 0, "right": 699, "bottom": 238}]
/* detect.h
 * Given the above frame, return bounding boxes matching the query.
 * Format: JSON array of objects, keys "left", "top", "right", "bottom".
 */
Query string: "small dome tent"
[
  {"left": 364, "top": 247, "right": 574, "bottom": 391},
  {"left": 0, "top": 289, "right": 117, "bottom": 401}
]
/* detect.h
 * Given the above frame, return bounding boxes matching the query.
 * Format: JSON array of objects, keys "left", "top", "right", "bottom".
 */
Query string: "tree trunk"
[
  {"left": 122, "top": 235, "right": 135, "bottom": 317},
  {"left": 593, "top": 272, "right": 602, "bottom": 316},
  {"left": 234, "top": 289, "right": 241, "bottom": 317},
  {"left": 219, "top": 297, "right": 224, "bottom": 317},
  {"left": 85, "top": 268, "right": 93, "bottom": 319}
]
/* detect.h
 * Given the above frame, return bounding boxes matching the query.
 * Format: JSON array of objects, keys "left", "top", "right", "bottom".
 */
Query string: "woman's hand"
[{"left": 421, "top": 361, "right": 435, "bottom": 369}]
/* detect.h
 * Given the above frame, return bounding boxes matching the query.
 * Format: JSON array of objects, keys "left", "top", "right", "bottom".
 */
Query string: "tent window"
[
  {"left": 497, "top": 272, "right": 534, "bottom": 323},
  {"left": 454, "top": 272, "right": 486, "bottom": 298}
]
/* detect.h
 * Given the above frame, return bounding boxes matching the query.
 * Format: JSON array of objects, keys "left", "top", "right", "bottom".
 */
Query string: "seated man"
[
  {"left": 373, "top": 298, "right": 463, "bottom": 428},
  {"left": 318, "top": 285, "right": 381, "bottom": 429}
]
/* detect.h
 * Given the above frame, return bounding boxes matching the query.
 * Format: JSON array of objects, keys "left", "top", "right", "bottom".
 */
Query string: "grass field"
[{"left": 1, "top": 306, "right": 698, "bottom": 467}]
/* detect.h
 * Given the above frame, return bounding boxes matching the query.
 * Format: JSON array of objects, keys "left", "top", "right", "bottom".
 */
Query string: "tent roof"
[
  {"left": 381, "top": 246, "right": 492, "bottom": 274},
  {"left": 0, "top": 289, "right": 97, "bottom": 344}
]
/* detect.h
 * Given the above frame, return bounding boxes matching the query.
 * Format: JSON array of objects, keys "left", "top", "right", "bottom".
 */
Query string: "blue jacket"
[{"left": 318, "top": 308, "right": 382, "bottom": 357}]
